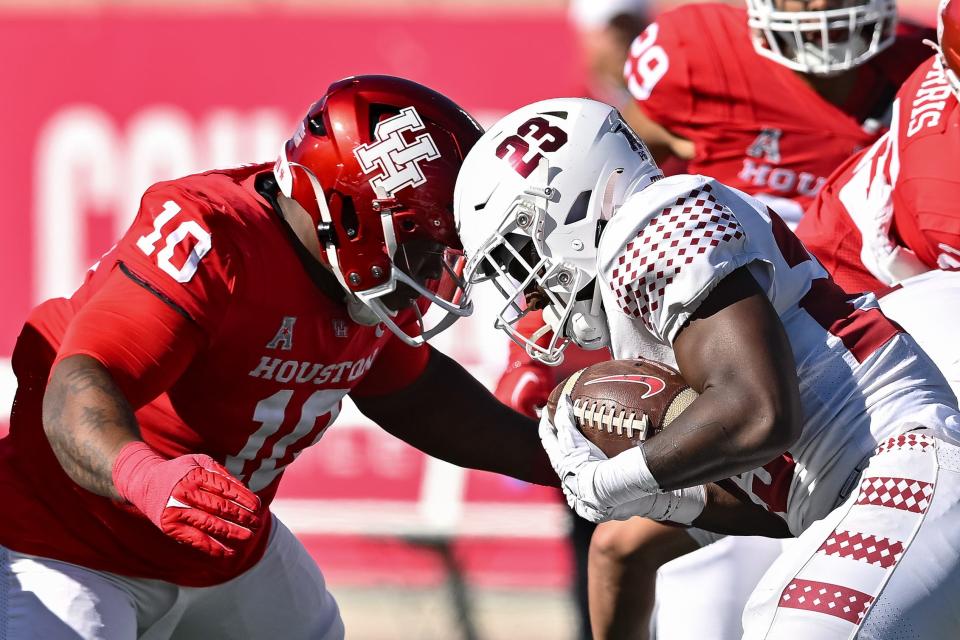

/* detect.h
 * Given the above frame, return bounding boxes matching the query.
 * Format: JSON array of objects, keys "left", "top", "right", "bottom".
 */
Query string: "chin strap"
[{"left": 255, "top": 171, "right": 349, "bottom": 305}]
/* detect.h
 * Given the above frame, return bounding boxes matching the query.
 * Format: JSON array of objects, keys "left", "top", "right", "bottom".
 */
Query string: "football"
[{"left": 545, "top": 358, "right": 698, "bottom": 457}]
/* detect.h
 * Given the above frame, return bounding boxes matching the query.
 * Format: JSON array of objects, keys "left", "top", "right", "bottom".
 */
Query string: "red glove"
[
  {"left": 112, "top": 442, "right": 263, "bottom": 558},
  {"left": 495, "top": 364, "right": 554, "bottom": 418}
]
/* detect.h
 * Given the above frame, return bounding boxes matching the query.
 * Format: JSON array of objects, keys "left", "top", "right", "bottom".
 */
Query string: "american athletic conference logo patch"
[
  {"left": 354, "top": 106, "right": 441, "bottom": 198},
  {"left": 584, "top": 374, "right": 666, "bottom": 399}
]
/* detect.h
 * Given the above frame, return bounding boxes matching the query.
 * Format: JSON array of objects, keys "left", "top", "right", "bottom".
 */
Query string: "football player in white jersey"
[{"left": 452, "top": 98, "right": 960, "bottom": 639}]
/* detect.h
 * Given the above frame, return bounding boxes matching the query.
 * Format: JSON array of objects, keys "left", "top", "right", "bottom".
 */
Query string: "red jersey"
[
  {"left": 0, "top": 164, "right": 428, "bottom": 586},
  {"left": 623, "top": 3, "right": 933, "bottom": 226},
  {"left": 798, "top": 56, "right": 960, "bottom": 293}
]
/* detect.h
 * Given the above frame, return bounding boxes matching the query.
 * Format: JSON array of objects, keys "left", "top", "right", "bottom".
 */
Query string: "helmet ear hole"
[
  {"left": 400, "top": 219, "right": 416, "bottom": 232},
  {"left": 564, "top": 190, "right": 593, "bottom": 225},
  {"left": 307, "top": 115, "right": 327, "bottom": 136}
]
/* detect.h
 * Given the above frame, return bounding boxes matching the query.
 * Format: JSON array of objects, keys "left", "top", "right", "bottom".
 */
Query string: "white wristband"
[
  {"left": 590, "top": 446, "right": 705, "bottom": 525},
  {"left": 591, "top": 445, "right": 661, "bottom": 505}
]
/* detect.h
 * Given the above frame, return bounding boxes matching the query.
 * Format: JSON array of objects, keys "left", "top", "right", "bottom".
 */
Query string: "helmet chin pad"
[
  {"left": 795, "top": 32, "right": 869, "bottom": 73},
  {"left": 542, "top": 289, "right": 610, "bottom": 352},
  {"left": 346, "top": 298, "right": 381, "bottom": 326}
]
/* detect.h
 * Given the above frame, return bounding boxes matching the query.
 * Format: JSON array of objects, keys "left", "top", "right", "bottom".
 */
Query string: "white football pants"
[
  {"left": 742, "top": 430, "right": 960, "bottom": 639},
  {"left": 651, "top": 535, "right": 787, "bottom": 640},
  {"left": 0, "top": 515, "right": 344, "bottom": 640}
]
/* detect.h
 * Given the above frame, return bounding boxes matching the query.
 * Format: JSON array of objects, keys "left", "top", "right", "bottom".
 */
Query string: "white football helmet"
[
  {"left": 454, "top": 98, "right": 661, "bottom": 365},
  {"left": 746, "top": 0, "right": 897, "bottom": 75}
]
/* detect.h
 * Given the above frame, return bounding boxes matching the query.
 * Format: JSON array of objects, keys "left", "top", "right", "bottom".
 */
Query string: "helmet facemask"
[
  {"left": 352, "top": 233, "right": 471, "bottom": 344},
  {"left": 456, "top": 99, "right": 661, "bottom": 365},
  {"left": 746, "top": 0, "right": 897, "bottom": 75},
  {"left": 464, "top": 189, "right": 604, "bottom": 366}
]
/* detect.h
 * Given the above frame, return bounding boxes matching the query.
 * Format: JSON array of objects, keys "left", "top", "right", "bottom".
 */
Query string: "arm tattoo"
[{"left": 42, "top": 357, "right": 140, "bottom": 499}]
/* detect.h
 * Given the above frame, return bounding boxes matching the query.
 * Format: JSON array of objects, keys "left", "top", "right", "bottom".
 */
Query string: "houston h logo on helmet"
[{"left": 354, "top": 107, "right": 441, "bottom": 197}]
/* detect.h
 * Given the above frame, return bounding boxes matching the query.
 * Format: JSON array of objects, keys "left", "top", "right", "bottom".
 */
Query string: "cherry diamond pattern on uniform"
[
  {"left": 856, "top": 476, "right": 933, "bottom": 513},
  {"left": 874, "top": 432, "right": 935, "bottom": 455},
  {"left": 779, "top": 579, "right": 874, "bottom": 624},
  {"left": 610, "top": 184, "right": 745, "bottom": 331},
  {"left": 817, "top": 530, "right": 905, "bottom": 569}
]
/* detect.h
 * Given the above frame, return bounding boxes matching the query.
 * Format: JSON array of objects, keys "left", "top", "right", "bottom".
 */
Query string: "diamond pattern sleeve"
[{"left": 606, "top": 182, "right": 756, "bottom": 344}]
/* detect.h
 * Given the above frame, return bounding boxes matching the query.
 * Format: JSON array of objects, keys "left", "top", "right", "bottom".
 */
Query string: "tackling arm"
[{"left": 354, "top": 347, "right": 558, "bottom": 487}]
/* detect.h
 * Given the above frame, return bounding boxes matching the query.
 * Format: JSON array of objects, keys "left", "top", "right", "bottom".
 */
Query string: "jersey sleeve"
[
  {"left": 623, "top": 9, "right": 694, "bottom": 131},
  {"left": 604, "top": 182, "right": 755, "bottom": 344},
  {"left": 55, "top": 267, "right": 206, "bottom": 409},
  {"left": 113, "top": 183, "right": 236, "bottom": 333}
]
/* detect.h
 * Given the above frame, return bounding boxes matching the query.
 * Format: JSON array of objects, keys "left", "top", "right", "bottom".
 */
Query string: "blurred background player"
[
  {"left": 0, "top": 76, "right": 558, "bottom": 639},
  {"left": 798, "top": 0, "right": 960, "bottom": 395},
  {"left": 622, "top": 0, "right": 932, "bottom": 227},
  {"left": 499, "top": 0, "right": 935, "bottom": 637},
  {"left": 568, "top": 0, "right": 652, "bottom": 106}
]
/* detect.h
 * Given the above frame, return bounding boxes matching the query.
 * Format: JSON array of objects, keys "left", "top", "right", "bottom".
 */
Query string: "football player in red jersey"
[
  {"left": 798, "top": 0, "right": 960, "bottom": 396},
  {"left": 0, "top": 76, "right": 556, "bottom": 639},
  {"left": 622, "top": 0, "right": 933, "bottom": 228}
]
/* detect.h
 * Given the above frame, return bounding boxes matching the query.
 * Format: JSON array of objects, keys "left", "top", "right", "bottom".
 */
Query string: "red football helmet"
[
  {"left": 938, "top": 0, "right": 960, "bottom": 100},
  {"left": 274, "top": 75, "right": 483, "bottom": 345}
]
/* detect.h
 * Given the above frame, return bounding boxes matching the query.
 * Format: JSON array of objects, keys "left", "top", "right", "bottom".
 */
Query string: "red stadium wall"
[{"left": 0, "top": 9, "right": 584, "bottom": 586}]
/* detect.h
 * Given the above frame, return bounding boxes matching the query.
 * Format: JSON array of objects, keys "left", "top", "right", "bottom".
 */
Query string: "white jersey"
[{"left": 597, "top": 174, "right": 959, "bottom": 534}]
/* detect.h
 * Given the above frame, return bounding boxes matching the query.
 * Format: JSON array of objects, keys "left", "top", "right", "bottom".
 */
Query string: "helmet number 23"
[
  {"left": 495, "top": 117, "right": 568, "bottom": 178},
  {"left": 136, "top": 200, "right": 213, "bottom": 283}
]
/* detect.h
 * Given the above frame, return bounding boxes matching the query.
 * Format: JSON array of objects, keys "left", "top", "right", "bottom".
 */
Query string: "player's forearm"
[
  {"left": 450, "top": 395, "right": 558, "bottom": 486},
  {"left": 359, "top": 349, "right": 558, "bottom": 486},
  {"left": 408, "top": 393, "right": 558, "bottom": 486},
  {"left": 642, "top": 385, "right": 798, "bottom": 491},
  {"left": 692, "top": 482, "right": 791, "bottom": 537},
  {"left": 42, "top": 354, "right": 141, "bottom": 499}
]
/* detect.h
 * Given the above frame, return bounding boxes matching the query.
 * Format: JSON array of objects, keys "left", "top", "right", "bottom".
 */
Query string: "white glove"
[
  {"left": 539, "top": 394, "right": 706, "bottom": 524},
  {"left": 539, "top": 395, "right": 609, "bottom": 521}
]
